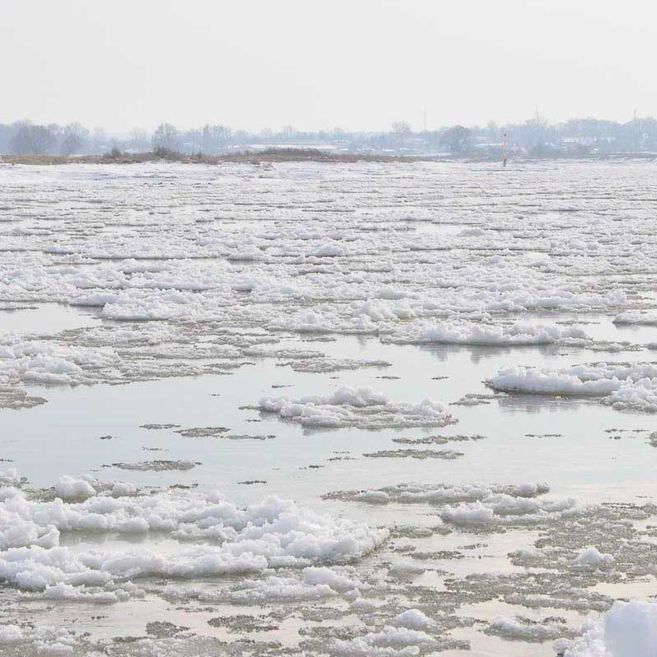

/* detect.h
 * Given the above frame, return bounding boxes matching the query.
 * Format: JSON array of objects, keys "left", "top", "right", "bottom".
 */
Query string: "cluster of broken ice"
[
  {"left": 487, "top": 362, "right": 657, "bottom": 412},
  {"left": 572, "top": 547, "right": 615, "bottom": 570},
  {"left": 267, "top": 293, "right": 625, "bottom": 337},
  {"left": 259, "top": 385, "right": 455, "bottom": 429},
  {"left": 0, "top": 476, "right": 388, "bottom": 592},
  {"left": 330, "top": 481, "right": 582, "bottom": 527},
  {"left": 0, "top": 623, "right": 80, "bottom": 655},
  {"left": 488, "top": 616, "right": 570, "bottom": 642},
  {"left": 2, "top": 161, "right": 655, "bottom": 416},
  {"left": 440, "top": 493, "right": 581, "bottom": 526},
  {"left": 163, "top": 565, "right": 365, "bottom": 605},
  {"left": 386, "top": 320, "right": 588, "bottom": 346},
  {"left": 0, "top": 324, "right": 256, "bottom": 401},
  {"left": 613, "top": 310, "right": 657, "bottom": 326},
  {"left": 333, "top": 625, "right": 436, "bottom": 656},
  {"left": 0, "top": 335, "right": 120, "bottom": 386},
  {"left": 346, "top": 482, "right": 549, "bottom": 505}
]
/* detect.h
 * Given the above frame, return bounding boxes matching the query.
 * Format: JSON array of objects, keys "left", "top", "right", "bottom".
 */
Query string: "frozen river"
[{"left": 0, "top": 160, "right": 656, "bottom": 656}]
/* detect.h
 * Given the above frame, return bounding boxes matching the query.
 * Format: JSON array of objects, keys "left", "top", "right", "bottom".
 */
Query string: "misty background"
[
  {"left": 1, "top": 117, "right": 656, "bottom": 158},
  {"left": 2, "top": 0, "right": 657, "bottom": 157}
]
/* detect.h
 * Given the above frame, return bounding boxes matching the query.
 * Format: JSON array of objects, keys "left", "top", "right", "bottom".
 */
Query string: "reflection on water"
[
  {"left": 522, "top": 310, "right": 657, "bottom": 345},
  {"left": 0, "top": 302, "right": 100, "bottom": 335},
  {"left": 1, "top": 333, "right": 655, "bottom": 509}
]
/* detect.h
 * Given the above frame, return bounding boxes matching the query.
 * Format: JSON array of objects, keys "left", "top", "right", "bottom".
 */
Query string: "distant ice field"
[{"left": 0, "top": 160, "right": 656, "bottom": 656}]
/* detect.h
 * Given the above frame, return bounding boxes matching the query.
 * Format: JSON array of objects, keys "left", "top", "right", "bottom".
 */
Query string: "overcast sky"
[{"left": 1, "top": 0, "right": 655, "bottom": 133}]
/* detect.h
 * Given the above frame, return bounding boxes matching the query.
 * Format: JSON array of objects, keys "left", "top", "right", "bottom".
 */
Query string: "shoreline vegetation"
[{"left": 2, "top": 147, "right": 657, "bottom": 166}]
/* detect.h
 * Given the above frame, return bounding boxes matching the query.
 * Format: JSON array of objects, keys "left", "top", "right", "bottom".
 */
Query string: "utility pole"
[{"left": 502, "top": 129, "right": 508, "bottom": 167}]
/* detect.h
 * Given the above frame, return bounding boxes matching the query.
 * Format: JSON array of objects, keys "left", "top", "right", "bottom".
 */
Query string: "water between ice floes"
[
  {"left": 2, "top": 318, "right": 655, "bottom": 657},
  {"left": 2, "top": 322, "right": 655, "bottom": 511},
  {"left": 0, "top": 303, "right": 100, "bottom": 335}
]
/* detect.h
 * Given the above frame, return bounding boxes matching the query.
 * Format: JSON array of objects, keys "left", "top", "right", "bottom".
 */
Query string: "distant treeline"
[{"left": 2, "top": 116, "right": 657, "bottom": 158}]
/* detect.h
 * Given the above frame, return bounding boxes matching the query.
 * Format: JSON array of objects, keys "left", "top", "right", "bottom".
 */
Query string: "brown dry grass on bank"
[
  {"left": 0, "top": 148, "right": 428, "bottom": 166},
  {"left": 2, "top": 149, "right": 650, "bottom": 167}
]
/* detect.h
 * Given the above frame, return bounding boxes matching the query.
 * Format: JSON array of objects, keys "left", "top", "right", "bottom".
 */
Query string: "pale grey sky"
[{"left": 1, "top": 0, "right": 655, "bottom": 132}]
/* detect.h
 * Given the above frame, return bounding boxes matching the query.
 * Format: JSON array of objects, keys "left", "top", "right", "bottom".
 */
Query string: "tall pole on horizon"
[{"left": 502, "top": 129, "right": 508, "bottom": 167}]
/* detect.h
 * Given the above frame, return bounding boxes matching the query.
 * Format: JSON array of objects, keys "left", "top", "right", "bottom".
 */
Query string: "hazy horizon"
[{"left": 2, "top": 0, "right": 655, "bottom": 133}]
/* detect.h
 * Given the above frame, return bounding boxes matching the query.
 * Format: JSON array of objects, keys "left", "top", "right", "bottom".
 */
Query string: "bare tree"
[
  {"left": 440, "top": 125, "right": 472, "bottom": 154},
  {"left": 391, "top": 121, "right": 412, "bottom": 148},
  {"left": 10, "top": 123, "right": 56, "bottom": 155},
  {"left": 152, "top": 123, "right": 179, "bottom": 153},
  {"left": 391, "top": 121, "right": 411, "bottom": 136},
  {"left": 89, "top": 128, "right": 108, "bottom": 153},
  {"left": 59, "top": 123, "right": 88, "bottom": 156},
  {"left": 486, "top": 121, "right": 499, "bottom": 142},
  {"left": 200, "top": 124, "right": 233, "bottom": 153},
  {"left": 129, "top": 128, "right": 149, "bottom": 151}
]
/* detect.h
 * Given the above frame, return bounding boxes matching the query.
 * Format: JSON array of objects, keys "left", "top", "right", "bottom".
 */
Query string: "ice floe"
[
  {"left": 386, "top": 320, "right": 588, "bottom": 346},
  {"left": 613, "top": 311, "right": 657, "bottom": 326},
  {"left": 488, "top": 362, "right": 657, "bottom": 412},
  {"left": 487, "top": 615, "right": 572, "bottom": 642},
  {"left": 0, "top": 479, "right": 388, "bottom": 592},
  {"left": 54, "top": 476, "right": 97, "bottom": 500},
  {"left": 259, "top": 385, "right": 455, "bottom": 429},
  {"left": 563, "top": 600, "right": 657, "bottom": 657},
  {"left": 572, "top": 547, "right": 615, "bottom": 570},
  {"left": 333, "top": 625, "right": 436, "bottom": 656},
  {"left": 326, "top": 481, "right": 582, "bottom": 530}
]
